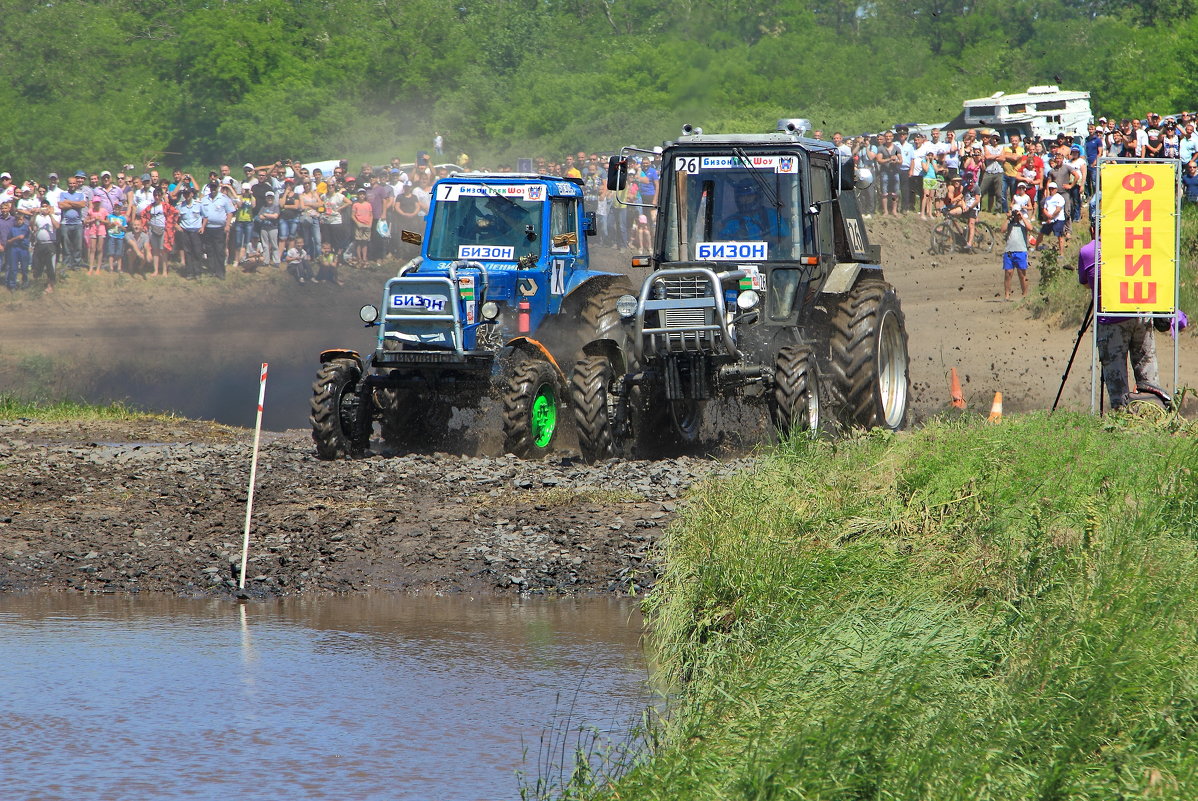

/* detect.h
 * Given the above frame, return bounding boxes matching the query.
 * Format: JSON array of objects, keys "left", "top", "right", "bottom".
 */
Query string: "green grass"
[
  {"left": 603, "top": 412, "right": 1198, "bottom": 800},
  {"left": 0, "top": 393, "right": 169, "bottom": 422}
]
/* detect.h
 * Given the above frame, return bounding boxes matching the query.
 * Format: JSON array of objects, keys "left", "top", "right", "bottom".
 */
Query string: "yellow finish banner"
[{"left": 1098, "top": 162, "right": 1178, "bottom": 314}]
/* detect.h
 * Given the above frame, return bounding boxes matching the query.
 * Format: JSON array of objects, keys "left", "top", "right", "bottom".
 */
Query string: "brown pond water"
[{"left": 0, "top": 594, "right": 651, "bottom": 800}]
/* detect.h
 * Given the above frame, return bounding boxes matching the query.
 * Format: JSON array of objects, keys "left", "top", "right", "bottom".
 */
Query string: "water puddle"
[{"left": 0, "top": 593, "right": 650, "bottom": 800}]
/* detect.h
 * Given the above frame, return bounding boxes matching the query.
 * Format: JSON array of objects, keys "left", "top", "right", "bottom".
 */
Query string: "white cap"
[
  {"left": 100, "top": 170, "right": 111, "bottom": 178},
  {"left": 243, "top": 162, "right": 254, "bottom": 169},
  {"left": 0, "top": 172, "right": 10, "bottom": 180},
  {"left": 1047, "top": 181, "right": 1058, "bottom": 188}
]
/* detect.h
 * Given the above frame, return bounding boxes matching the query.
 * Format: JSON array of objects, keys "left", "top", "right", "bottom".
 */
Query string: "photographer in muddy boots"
[{"left": 1077, "top": 220, "right": 1177, "bottom": 409}]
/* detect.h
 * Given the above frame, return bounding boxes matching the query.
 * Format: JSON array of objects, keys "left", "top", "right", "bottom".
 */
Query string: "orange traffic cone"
[
  {"left": 949, "top": 368, "right": 966, "bottom": 409},
  {"left": 987, "top": 391, "right": 1003, "bottom": 422}
]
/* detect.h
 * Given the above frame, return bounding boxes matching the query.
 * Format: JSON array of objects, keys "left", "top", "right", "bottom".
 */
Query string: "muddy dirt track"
[{"left": 1, "top": 223, "right": 1194, "bottom": 597}]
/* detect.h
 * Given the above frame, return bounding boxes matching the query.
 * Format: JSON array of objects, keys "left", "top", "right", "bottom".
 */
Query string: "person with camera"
[
  {"left": 1000, "top": 186, "right": 1032, "bottom": 300},
  {"left": 1077, "top": 219, "right": 1182, "bottom": 409}
]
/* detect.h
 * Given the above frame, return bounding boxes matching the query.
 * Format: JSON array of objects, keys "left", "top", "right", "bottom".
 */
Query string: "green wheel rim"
[{"left": 530, "top": 384, "right": 556, "bottom": 448}]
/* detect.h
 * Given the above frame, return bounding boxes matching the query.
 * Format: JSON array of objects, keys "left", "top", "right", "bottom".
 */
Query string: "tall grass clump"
[
  {"left": 607, "top": 412, "right": 1198, "bottom": 800},
  {"left": 0, "top": 393, "right": 163, "bottom": 421}
]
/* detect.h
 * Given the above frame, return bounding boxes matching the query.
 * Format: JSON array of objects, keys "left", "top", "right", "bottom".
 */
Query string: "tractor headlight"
[
  {"left": 616, "top": 294, "right": 639, "bottom": 318},
  {"left": 481, "top": 301, "right": 500, "bottom": 320},
  {"left": 736, "top": 290, "right": 760, "bottom": 310},
  {"left": 359, "top": 304, "right": 379, "bottom": 324}
]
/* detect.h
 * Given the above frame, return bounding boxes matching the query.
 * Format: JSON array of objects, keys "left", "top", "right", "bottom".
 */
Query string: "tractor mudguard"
[
  {"left": 561, "top": 272, "right": 626, "bottom": 307},
  {"left": 581, "top": 338, "right": 629, "bottom": 377},
  {"left": 319, "top": 349, "right": 364, "bottom": 371},
  {"left": 504, "top": 337, "right": 567, "bottom": 385}
]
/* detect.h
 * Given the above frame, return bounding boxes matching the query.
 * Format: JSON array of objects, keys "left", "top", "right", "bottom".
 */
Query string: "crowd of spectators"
[
  {"left": 6, "top": 112, "right": 1189, "bottom": 295},
  {"left": 0, "top": 149, "right": 662, "bottom": 294},
  {"left": 844, "top": 110, "right": 1198, "bottom": 227}
]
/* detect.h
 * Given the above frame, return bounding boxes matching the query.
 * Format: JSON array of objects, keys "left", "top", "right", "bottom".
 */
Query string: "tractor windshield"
[
  {"left": 425, "top": 184, "right": 544, "bottom": 261},
  {"left": 659, "top": 154, "right": 804, "bottom": 262}
]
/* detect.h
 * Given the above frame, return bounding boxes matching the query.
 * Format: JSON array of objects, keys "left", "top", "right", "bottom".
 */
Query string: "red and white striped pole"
[{"left": 239, "top": 362, "right": 268, "bottom": 591}]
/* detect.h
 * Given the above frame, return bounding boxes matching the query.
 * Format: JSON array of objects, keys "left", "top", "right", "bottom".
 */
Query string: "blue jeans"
[
  {"left": 60, "top": 223, "right": 84, "bottom": 268},
  {"left": 234, "top": 220, "right": 255, "bottom": 250},
  {"left": 105, "top": 237, "right": 126, "bottom": 260},
  {"left": 7, "top": 247, "right": 30, "bottom": 287},
  {"left": 298, "top": 216, "right": 321, "bottom": 250},
  {"left": 1002, "top": 175, "right": 1018, "bottom": 214},
  {"left": 279, "top": 216, "right": 298, "bottom": 241}
]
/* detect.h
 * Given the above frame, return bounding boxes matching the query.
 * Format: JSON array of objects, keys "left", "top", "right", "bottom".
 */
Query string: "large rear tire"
[
  {"left": 571, "top": 356, "right": 621, "bottom": 462},
  {"left": 310, "top": 359, "right": 371, "bottom": 459},
  {"left": 827, "top": 280, "right": 910, "bottom": 430},
  {"left": 771, "top": 345, "right": 822, "bottom": 437},
  {"left": 502, "top": 358, "right": 560, "bottom": 458}
]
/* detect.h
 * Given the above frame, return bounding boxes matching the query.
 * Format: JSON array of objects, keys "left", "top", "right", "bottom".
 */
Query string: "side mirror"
[
  {"left": 583, "top": 211, "right": 597, "bottom": 236},
  {"left": 606, "top": 156, "right": 628, "bottom": 191}
]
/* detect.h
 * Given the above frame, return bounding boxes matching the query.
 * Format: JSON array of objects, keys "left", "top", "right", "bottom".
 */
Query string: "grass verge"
[
  {"left": 0, "top": 393, "right": 172, "bottom": 422},
  {"left": 604, "top": 411, "right": 1198, "bottom": 800}
]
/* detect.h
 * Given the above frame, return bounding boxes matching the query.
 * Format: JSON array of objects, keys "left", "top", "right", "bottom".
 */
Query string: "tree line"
[{"left": 2, "top": 0, "right": 1195, "bottom": 176}]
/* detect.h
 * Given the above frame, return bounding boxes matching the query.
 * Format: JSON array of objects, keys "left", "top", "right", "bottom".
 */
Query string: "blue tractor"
[{"left": 310, "top": 173, "right": 632, "bottom": 459}]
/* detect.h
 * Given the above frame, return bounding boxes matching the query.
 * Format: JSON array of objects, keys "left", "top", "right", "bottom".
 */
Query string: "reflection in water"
[{"left": 0, "top": 594, "right": 649, "bottom": 801}]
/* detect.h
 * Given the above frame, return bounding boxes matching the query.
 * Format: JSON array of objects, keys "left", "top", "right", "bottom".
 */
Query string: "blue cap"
[{"left": 74, "top": 170, "right": 87, "bottom": 178}]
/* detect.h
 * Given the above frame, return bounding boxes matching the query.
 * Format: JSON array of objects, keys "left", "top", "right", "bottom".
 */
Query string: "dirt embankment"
[{"left": 0, "top": 418, "right": 748, "bottom": 597}]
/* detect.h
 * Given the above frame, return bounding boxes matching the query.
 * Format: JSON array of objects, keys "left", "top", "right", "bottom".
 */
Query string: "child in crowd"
[
  {"left": 6, "top": 210, "right": 30, "bottom": 291},
  {"left": 106, "top": 209, "right": 128, "bottom": 273},
  {"left": 315, "top": 241, "right": 342, "bottom": 285},
  {"left": 285, "top": 236, "right": 312, "bottom": 283},
  {"left": 125, "top": 217, "right": 151, "bottom": 275}
]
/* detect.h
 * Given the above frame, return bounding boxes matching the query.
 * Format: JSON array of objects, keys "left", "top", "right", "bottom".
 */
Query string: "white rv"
[{"left": 946, "top": 86, "right": 1092, "bottom": 141}]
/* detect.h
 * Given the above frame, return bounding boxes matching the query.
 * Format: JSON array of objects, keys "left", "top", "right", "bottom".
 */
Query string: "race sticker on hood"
[
  {"left": 677, "top": 155, "right": 798, "bottom": 173},
  {"left": 695, "top": 241, "right": 768, "bottom": 260},
  {"left": 391, "top": 293, "right": 449, "bottom": 312},
  {"left": 458, "top": 244, "right": 515, "bottom": 260},
  {"left": 436, "top": 184, "right": 546, "bottom": 201}
]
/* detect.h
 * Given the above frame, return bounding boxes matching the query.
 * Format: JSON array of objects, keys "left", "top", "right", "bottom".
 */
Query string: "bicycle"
[{"left": 929, "top": 209, "right": 995, "bottom": 255}]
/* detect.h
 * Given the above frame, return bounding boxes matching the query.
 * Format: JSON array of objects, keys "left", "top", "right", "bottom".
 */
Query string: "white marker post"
[{"left": 239, "top": 363, "right": 268, "bottom": 591}]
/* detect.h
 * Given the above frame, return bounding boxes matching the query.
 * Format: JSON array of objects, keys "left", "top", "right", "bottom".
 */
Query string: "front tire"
[
  {"left": 310, "top": 359, "right": 370, "bottom": 459},
  {"left": 502, "top": 359, "right": 560, "bottom": 458},
  {"left": 771, "top": 345, "right": 821, "bottom": 437},
  {"left": 828, "top": 280, "right": 910, "bottom": 430},
  {"left": 571, "top": 356, "right": 622, "bottom": 462}
]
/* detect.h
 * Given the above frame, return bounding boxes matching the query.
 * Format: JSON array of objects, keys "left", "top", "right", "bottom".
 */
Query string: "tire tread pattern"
[
  {"left": 502, "top": 358, "right": 558, "bottom": 458},
  {"left": 570, "top": 356, "right": 615, "bottom": 462},
  {"left": 310, "top": 359, "right": 366, "bottom": 460},
  {"left": 827, "top": 280, "right": 909, "bottom": 429},
  {"left": 772, "top": 344, "right": 818, "bottom": 435}
]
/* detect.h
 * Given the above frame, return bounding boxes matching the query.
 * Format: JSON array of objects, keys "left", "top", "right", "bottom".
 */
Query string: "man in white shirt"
[
  {"left": 1180, "top": 123, "right": 1198, "bottom": 166},
  {"left": 1039, "top": 182, "right": 1067, "bottom": 256}
]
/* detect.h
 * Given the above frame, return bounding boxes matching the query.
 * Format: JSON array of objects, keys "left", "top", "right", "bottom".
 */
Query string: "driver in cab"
[
  {"left": 718, "top": 181, "right": 790, "bottom": 243},
  {"left": 459, "top": 195, "right": 526, "bottom": 244}
]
